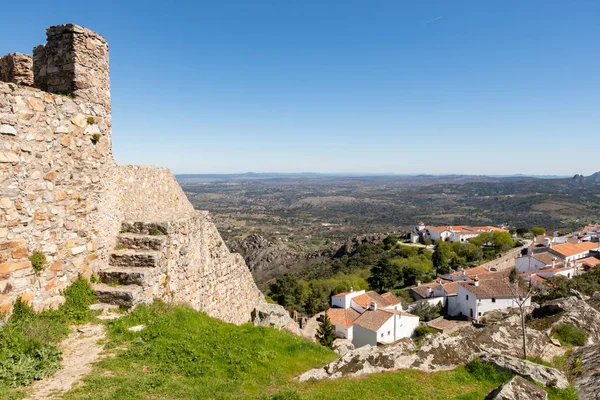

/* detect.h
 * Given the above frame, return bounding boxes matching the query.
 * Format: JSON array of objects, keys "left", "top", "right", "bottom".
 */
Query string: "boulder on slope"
[
  {"left": 485, "top": 376, "right": 548, "bottom": 400},
  {"left": 480, "top": 353, "right": 569, "bottom": 389}
]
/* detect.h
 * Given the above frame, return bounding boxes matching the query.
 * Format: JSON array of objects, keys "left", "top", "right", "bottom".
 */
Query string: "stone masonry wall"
[
  {"left": 0, "top": 24, "right": 264, "bottom": 323},
  {"left": 0, "top": 54, "right": 34, "bottom": 86},
  {"left": 0, "top": 80, "right": 113, "bottom": 312}
]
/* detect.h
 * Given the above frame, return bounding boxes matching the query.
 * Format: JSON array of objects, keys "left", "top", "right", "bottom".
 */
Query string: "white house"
[
  {"left": 331, "top": 289, "right": 366, "bottom": 309},
  {"left": 411, "top": 223, "right": 508, "bottom": 244},
  {"left": 327, "top": 289, "right": 417, "bottom": 347},
  {"left": 352, "top": 306, "right": 420, "bottom": 348},
  {"left": 549, "top": 242, "right": 599, "bottom": 263},
  {"left": 516, "top": 251, "right": 561, "bottom": 274},
  {"left": 327, "top": 307, "right": 361, "bottom": 340},
  {"left": 453, "top": 278, "right": 530, "bottom": 321}
]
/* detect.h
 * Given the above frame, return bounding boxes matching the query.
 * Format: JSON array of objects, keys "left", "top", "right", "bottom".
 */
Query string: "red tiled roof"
[
  {"left": 551, "top": 242, "right": 598, "bottom": 257},
  {"left": 327, "top": 307, "right": 361, "bottom": 328},
  {"left": 381, "top": 292, "right": 401, "bottom": 305},
  {"left": 580, "top": 257, "right": 600, "bottom": 267},
  {"left": 352, "top": 291, "right": 395, "bottom": 309},
  {"left": 459, "top": 276, "right": 524, "bottom": 298}
]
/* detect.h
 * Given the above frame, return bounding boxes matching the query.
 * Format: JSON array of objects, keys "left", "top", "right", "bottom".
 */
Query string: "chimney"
[
  {"left": 416, "top": 281, "right": 421, "bottom": 287},
  {"left": 462, "top": 270, "right": 466, "bottom": 276},
  {"left": 350, "top": 287, "right": 354, "bottom": 293},
  {"left": 473, "top": 279, "right": 480, "bottom": 287},
  {"left": 552, "top": 259, "right": 556, "bottom": 268},
  {"left": 426, "top": 287, "right": 433, "bottom": 298},
  {"left": 369, "top": 301, "right": 377, "bottom": 311}
]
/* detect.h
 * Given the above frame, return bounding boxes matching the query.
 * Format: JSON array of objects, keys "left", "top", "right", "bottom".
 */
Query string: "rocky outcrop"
[
  {"left": 480, "top": 353, "right": 569, "bottom": 389},
  {"left": 230, "top": 234, "right": 329, "bottom": 287},
  {"left": 332, "top": 339, "right": 354, "bottom": 356},
  {"left": 298, "top": 315, "right": 563, "bottom": 380},
  {"left": 298, "top": 339, "right": 416, "bottom": 381},
  {"left": 411, "top": 314, "right": 562, "bottom": 371},
  {"left": 485, "top": 376, "right": 548, "bottom": 400},
  {"left": 251, "top": 302, "right": 302, "bottom": 335},
  {"left": 538, "top": 297, "right": 600, "bottom": 344},
  {"left": 569, "top": 345, "right": 600, "bottom": 400}
]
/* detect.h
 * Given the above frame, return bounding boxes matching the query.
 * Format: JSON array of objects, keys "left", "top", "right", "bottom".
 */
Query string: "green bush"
[
  {"left": 86, "top": 117, "right": 95, "bottom": 125},
  {"left": 91, "top": 133, "right": 101, "bottom": 144},
  {"left": 413, "top": 324, "right": 438, "bottom": 339},
  {"left": 465, "top": 357, "right": 511, "bottom": 383},
  {"left": 0, "top": 299, "right": 65, "bottom": 388},
  {"left": 552, "top": 324, "right": 588, "bottom": 346},
  {"left": 29, "top": 251, "right": 46, "bottom": 274},
  {"left": 0, "top": 276, "right": 98, "bottom": 389},
  {"left": 60, "top": 274, "right": 97, "bottom": 324}
]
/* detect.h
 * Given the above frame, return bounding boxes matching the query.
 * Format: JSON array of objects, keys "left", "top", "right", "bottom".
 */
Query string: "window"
[
  {"left": 466, "top": 294, "right": 469, "bottom": 300},
  {"left": 381, "top": 333, "right": 384, "bottom": 338},
  {"left": 492, "top": 298, "right": 496, "bottom": 303},
  {"left": 478, "top": 312, "right": 482, "bottom": 317},
  {"left": 388, "top": 331, "right": 391, "bottom": 336}
]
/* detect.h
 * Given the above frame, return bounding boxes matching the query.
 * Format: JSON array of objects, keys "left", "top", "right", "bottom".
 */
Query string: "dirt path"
[{"left": 27, "top": 323, "right": 106, "bottom": 399}]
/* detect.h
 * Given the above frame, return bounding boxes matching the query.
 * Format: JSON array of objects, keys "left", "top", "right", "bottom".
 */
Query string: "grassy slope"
[{"left": 62, "top": 302, "right": 517, "bottom": 400}]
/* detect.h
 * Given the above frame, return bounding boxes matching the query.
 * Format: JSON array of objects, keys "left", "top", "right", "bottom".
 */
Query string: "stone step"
[
  {"left": 117, "top": 233, "right": 166, "bottom": 251},
  {"left": 109, "top": 250, "right": 162, "bottom": 268},
  {"left": 98, "top": 267, "right": 154, "bottom": 286},
  {"left": 121, "top": 221, "right": 168, "bottom": 235},
  {"left": 93, "top": 284, "right": 142, "bottom": 307}
]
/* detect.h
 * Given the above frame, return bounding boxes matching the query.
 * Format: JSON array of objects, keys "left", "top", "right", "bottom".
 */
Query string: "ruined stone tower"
[{"left": 0, "top": 24, "right": 264, "bottom": 323}]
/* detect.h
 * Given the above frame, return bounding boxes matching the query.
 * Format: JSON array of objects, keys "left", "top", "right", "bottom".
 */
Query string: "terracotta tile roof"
[
  {"left": 353, "top": 309, "right": 393, "bottom": 331},
  {"left": 580, "top": 257, "right": 600, "bottom": 267},
  {"left": 409, "top": 281, "right": 439, "bottom": 298},
  {"left": 530, "top": 275, "right": 550, "bottom": 286},
  {"left": 531, "top": 251, "right": 560, "bottom": 266},
  {"left": 459, "top": 277, "right": 523, "bottom": 298},
  {"left": 381, "top": 292, "right": 401, "bottom": 305},
  {"left": 438, "top": 281, "right": 460, "bottom": 295},
  {"left": 352, "top": 291, "right": 394, "bottom": 309},
  {"left": 426, "top": 225, "right": 507, "bottom": 235},
  {"left": 327, "top": 307, "right": 361, "bottom": 328},
  {"left": 448, "top": 266, "right": 492, "bottom": 279},
  {"left": 551, "top": 242, "right": 599, "bottom": 257}
]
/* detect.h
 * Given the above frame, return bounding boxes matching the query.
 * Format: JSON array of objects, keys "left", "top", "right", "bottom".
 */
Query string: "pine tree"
[{"left": 316, "top": 313, "right": 336, "bottom": 348}]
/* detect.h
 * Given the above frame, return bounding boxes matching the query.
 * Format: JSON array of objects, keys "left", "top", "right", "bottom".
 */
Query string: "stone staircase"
[{"left": 93, "top": 222, "right": 168, "bottom": 308}]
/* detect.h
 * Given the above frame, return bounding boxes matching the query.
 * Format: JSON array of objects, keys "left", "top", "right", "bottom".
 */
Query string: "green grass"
[
  {"left": 0, "top": 275, "right": 97, "bottom": 392},
  {"left": 551, "top": 323, "right": 588, "bottom": 346},
  {"left": 60, "top": 302, "right": 543, "bottom": 400}
]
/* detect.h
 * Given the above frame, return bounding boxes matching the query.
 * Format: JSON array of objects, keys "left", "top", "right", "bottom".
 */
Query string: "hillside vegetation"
[{"left": 57, "top": 301, "right": 576, "bottom": 400}]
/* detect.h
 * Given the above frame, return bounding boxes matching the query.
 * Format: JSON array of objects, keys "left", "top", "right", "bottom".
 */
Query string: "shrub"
[
  {"left": 91, "top": 133, "right": 101, "bottom": 144},
  {"left": 411, "top": 301, "right": 442, "bottom": 322},
  {"left": 28, "top": 251, "right": 46, "bottom": 274},
  {"left": 86, "top": 116, "right": 95, "bottom": 125},
  {"left": 413, "top": 324, "right": 438, "bottom": 339},
  {"left": 551, "top": 324, "right": 588, "bottom": 346},
  {"left": 0, "top": 299, "right": 65, "bottom": 388},
  {"left": 465, "top": 357, "right": 511, "bottom": 383},
  {"left": 60, "top": 274, "right": 97, "bottom": 324},
  {"left": 148, "top": 226, "right": 164, "bottom": 236}
]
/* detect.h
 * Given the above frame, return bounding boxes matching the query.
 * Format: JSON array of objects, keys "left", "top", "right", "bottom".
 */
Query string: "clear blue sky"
[{"left": 2, "top": 1, "right": 599, "bottom": 175}]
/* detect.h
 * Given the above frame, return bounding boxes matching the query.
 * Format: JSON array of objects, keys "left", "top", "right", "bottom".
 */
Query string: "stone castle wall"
[{"left": 0, "top": 24, "right": 264, "bottom": 322}]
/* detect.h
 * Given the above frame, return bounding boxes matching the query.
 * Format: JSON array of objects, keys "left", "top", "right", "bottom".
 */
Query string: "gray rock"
[
  {"left": 332, "top": 339, "right": 354, "bottom": 356},
  {"left": 480, "top": 353, "right": 569, "bottom": 389},
  {"left": 569, "top": 289, "right": 590, "bottom": 301},
  {"left": 251, "top": 302, "right": 294, "bottom": 331},
  {"left": 486, "top": 376, "right": 548, "bottom": 400},
  {"left": 298, "top": 339, "right": 417, "bottom": 381},
  {"left": 569, "top": 345, "right": 600, "bottom": 400},
  {"left": 539, "top": 297, "right": 600, "bottom": 344}
]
